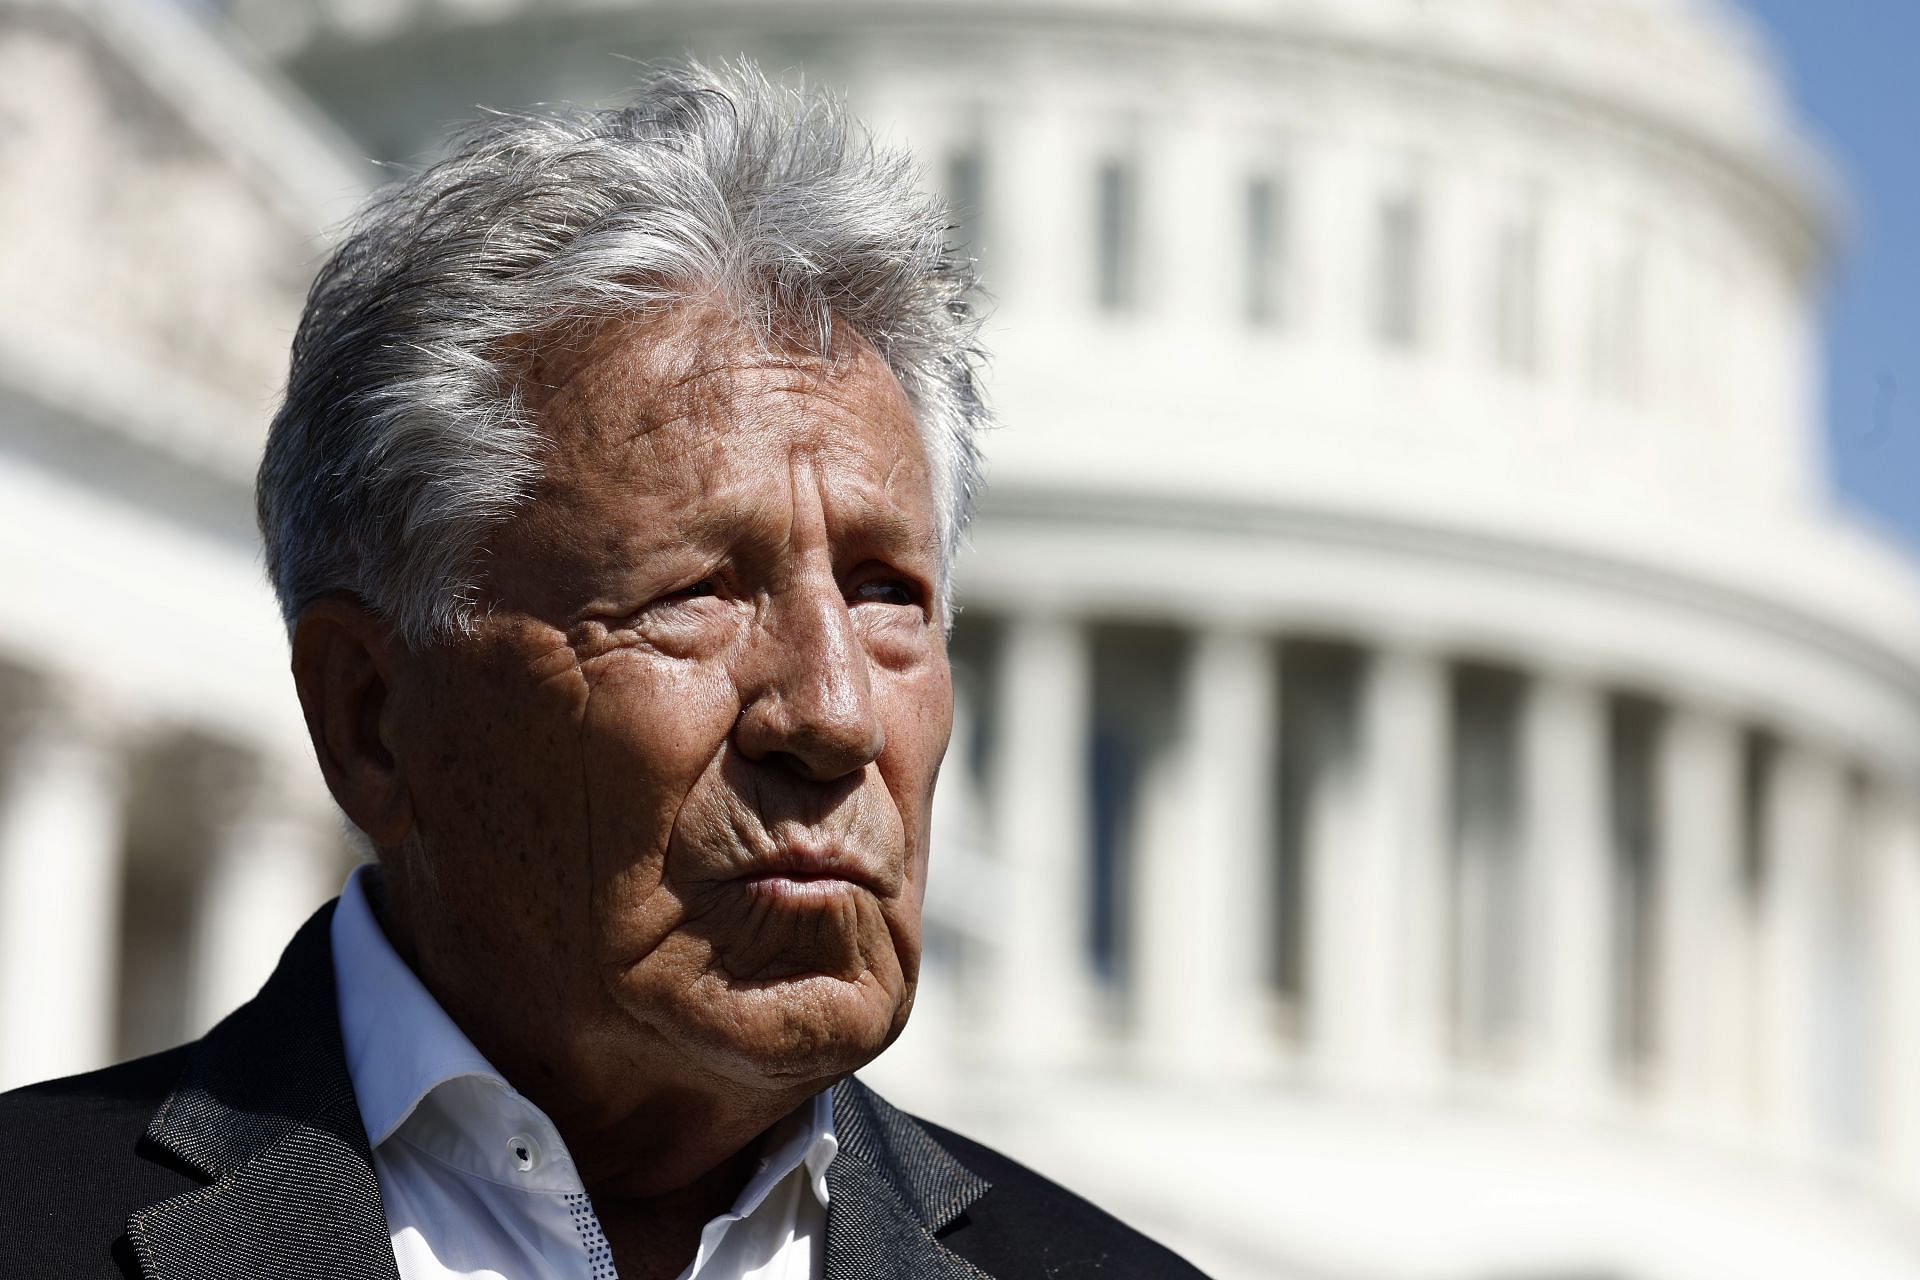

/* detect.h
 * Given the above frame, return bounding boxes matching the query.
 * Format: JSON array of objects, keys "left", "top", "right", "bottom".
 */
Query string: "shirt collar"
[
  {"left": 330, "top": 863, "right": 503, "bottom": 1149},
  {"left": 328, "top": 864, "right": 838, "bottom": 1202},
  {"left": 741, "top": 1087, "right": 839, "bottom": 1213},
  {"left": 687, "top": 1088, "right": 840, "bottom": 1274}
]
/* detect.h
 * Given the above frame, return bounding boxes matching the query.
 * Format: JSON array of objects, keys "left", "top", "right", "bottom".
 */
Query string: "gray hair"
[{"left": 258, "top": 60, "right": 987, "bottom": 646}]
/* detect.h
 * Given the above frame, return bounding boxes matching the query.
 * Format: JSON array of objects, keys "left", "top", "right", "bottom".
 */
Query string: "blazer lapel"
[
  {"left": 826, "top": 1079, "right": 994, "bottom": 1280},
  {"left": 127, "top": 904, "right": 398, "bottom": 1280}
]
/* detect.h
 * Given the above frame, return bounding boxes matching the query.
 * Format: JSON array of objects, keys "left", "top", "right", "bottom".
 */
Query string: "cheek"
[
  {"left": 576, "top": 654, "right": 742, "bottom": 941},
  {"left": 876, "top": 660, "right": 953, "bottom": 858},
  {"left": 888, "top": 657, "right": 953, "bottom": 780},
  {"left": 408, "top": 658, "right": 584, "bottom": 860},
  {"left": 396, "top": 643, "right": 605, "bottom": 981}
]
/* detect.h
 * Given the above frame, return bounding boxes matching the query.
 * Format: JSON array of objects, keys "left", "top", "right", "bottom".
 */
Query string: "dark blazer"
[{"left": 1, "top": 903, "right": 1208, "bottom": 1280}]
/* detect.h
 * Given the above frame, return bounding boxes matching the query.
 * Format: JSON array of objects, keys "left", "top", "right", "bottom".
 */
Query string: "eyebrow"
[{"left": 668, "top": 484, "right": 939, "bottom": 564}]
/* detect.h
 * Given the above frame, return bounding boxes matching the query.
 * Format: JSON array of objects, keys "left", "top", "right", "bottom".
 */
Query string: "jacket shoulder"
[
  {"left": 0, "top": 1046, "right": 205, "bottom": 1279},
  {"left": 918, "top": 1117, "right": 1212, "bottom": 1280}
]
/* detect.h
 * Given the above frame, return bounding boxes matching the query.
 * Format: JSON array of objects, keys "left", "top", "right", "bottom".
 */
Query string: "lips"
[{"left": 734, "top": 844, "right": 886, "bottom": 899}]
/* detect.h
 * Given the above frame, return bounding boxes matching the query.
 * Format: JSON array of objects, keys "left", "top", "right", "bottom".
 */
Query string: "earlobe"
[{"left": 290, "top": 598, "right": 414, "bottom": 847}]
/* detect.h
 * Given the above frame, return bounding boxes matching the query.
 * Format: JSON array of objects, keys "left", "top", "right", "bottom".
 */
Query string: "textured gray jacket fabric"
[{"left": 0, "top": 902, "right": 1209, "bottom": 1280}]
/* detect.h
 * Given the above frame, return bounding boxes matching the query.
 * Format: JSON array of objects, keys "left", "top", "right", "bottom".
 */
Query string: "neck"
[
  {"left": 587, "top": 1139, "right": 764, "bottom": 1280},
  {"left": 548, "top": 1085, "right": 816, "bottom": 1280},
  {"left": 540, "top": 1077, "right": 813, "bottom": 1199}
]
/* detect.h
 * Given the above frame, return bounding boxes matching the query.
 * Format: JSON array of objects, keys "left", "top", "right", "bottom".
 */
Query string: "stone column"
[
  {"left": 988, "top": 614, "right": 1094, "bottom": 1067},
  {"left": 0, "top": 680, "right": 126, "bottom": 1091},
  {"left": 1523, "top": 673, "right": 1612, "bottom": 1108},
  {"left": 1309, "top": 645, "right": 1448, "bottom": 1091},
  {"left": 186, "top": 748, "right": 339, "bottom": 1034},
  {"left": 1376, "top": 647, "right": 1451, "bottom": 1090},
  {"left": 1134, "top": 628, "right": 1277, "bottom": 1075},
  {"left": 1869, "top": 788, "right": 1920, "bottom": 1200},
  {"left": 1653, "top": 704, "right": 1744, "bottom": 1130},
  {"left": 1758, "top": 740, "right": 1842, "bottom": 1156}
]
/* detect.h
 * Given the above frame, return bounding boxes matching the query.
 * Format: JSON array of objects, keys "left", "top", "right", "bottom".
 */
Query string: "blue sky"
[{"left": 1737, "top": 0, "right": 1920, "bottom": 548}]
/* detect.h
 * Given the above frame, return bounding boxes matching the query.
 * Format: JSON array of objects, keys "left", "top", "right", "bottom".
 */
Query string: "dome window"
[
  {"left": 1244, "top": 172, "right": 1292, "bottom": 328},
  {"left": 1374, "top": 189, "right": 1425, "bottom": 349},
  {"left": 1493, "top": 210, "right": 1543, "bottom": 374},
  {"left": 1094, "top": 155, "right": 1140, "bottom": 313}
]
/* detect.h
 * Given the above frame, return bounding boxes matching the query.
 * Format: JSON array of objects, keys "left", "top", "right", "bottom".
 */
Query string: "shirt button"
[{"left": 508, "top": 1133, "right": 541, "bottom": 1173}]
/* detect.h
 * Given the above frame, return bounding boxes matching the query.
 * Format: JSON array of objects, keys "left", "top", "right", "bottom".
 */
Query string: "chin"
[{"left": 635, "top": 965, "right": 915, "bottom": 1091}]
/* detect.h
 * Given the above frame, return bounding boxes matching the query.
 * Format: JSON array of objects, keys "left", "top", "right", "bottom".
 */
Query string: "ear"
[{"left": 290, "top": 597, "right": 413, "bottom": 847}]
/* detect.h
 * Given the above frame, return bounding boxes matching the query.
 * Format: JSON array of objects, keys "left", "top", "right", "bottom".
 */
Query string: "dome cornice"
[{"left": 250, "top": 0, "right": 1834, "bottom": 279}]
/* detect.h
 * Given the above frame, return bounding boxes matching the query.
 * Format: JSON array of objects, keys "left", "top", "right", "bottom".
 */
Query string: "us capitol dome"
[{"left": 4, "top": 0, "right": 1920, "bottom": 1277}]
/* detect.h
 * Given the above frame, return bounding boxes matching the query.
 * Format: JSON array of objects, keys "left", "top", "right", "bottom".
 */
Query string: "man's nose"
[{"left": 733, "top": 577, "right": 885, "bottom": 781}]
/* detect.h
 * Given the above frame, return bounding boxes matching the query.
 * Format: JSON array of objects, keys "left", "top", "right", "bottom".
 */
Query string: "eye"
[
  {"left": 665, "top": 578, "right": 718, "bottom": 602},
  {"left": 851, "top": 577, "right": 920, "bottom": 608},
  {"left": 620, "top": 575, "right": 733, "bottom": 659}
]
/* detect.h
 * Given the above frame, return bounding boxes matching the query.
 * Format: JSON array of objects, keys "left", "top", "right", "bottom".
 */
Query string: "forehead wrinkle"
[
  {"left": 816, "top": 465, "right": 940, "bottom": 564},
  {"left": 672, "top": 486, "right": 793, "bottom": 557},
  {"left": 531, "top": 306, "right": 830, "bottom": 450},
  {"left": 615, "top": 374, "right": 895, "bottom": 482},
  {"left": 875, "top": 450, "right": 929, "bottom": 512},
  {"left": 838, "top": 502, "right": 939, "bottom": 565},
  {"left": 646, "top": 448, "right": 933, "bottom": 571}
]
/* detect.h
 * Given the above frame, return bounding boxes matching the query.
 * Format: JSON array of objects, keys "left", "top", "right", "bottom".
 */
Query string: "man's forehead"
[
  {"left": 510, "top": 305, "right": 934, "bottom": 552},
  {"left": 524, "top": 306, "right": 910, "bottom": 450}
]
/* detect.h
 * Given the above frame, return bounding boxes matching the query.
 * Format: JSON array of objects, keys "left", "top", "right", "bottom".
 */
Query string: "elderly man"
[{"left": 2, "top": 61, "right": 1206, "bottom": 1280}]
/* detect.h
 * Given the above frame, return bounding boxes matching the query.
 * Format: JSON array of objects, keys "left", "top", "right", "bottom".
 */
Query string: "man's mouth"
[
  {"left": 734, "top": 847, "right": 882, "bottom": 902},
  {"left": 739, "top": 872, "right": 863, "bottom": 904}
]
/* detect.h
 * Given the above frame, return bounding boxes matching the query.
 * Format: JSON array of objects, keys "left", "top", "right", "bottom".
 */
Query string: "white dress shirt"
[{"left": 330, "top": 865, "right": 839, "bottom": 1280}]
